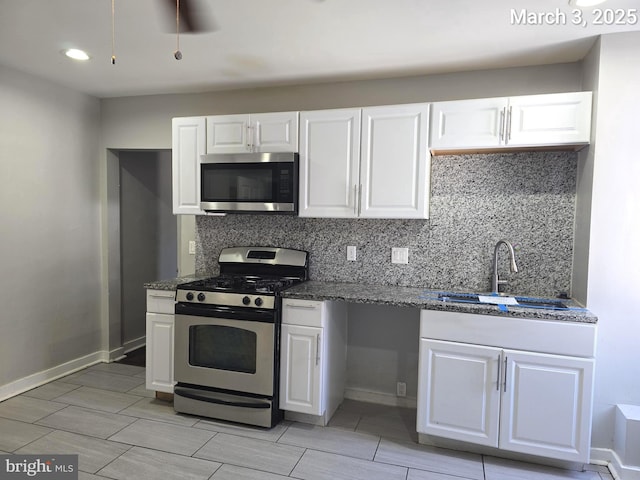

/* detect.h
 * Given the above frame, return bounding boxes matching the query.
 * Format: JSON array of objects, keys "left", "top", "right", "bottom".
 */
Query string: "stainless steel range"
[{"left": 173, "top": 247, "right": 308, "bottom": 428}]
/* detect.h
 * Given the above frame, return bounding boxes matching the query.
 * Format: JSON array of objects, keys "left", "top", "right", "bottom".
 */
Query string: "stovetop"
[
  {"left": 177, "top": 275, "right": 304, "bottom": 295},
  {"left": 176, "top": 274, "right": 305, "bottom": 310},
  {"left": 175, "top": 247, "right": 308, "bottom": 310}
]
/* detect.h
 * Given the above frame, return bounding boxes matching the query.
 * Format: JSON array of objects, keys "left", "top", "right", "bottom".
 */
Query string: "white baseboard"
[
  {"left": 591, "top": 448, "right": 640, "bottom": 480},
  {"left": 0, "top": 350, "right": 113, "bottom": 401},
  {"left": 344, "top": 387, "right": 417, "bottom": 409},
  {"left": 123, "top": 336, "right": 145, "bottom": 354}
]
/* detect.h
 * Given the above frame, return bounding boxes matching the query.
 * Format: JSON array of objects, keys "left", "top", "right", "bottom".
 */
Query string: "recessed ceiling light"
[
  {"left": 63, "top": 48, "right": 91, "bottom": 61},
  {"left": 568, "top": 0, "right": 607, "bottom": 7}
]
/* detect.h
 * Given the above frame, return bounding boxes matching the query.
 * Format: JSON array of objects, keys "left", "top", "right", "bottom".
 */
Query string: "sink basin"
[{"left": 437, "top": 293, "right": 568, "bottom": 310}]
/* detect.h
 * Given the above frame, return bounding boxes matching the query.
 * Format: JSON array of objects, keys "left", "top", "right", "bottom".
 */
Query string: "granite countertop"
[
  {"left": 282, "top": 281, "right": 598, "bottom": 324},
  {"left": 144, "top": 274, "right": 209, "bottom": 291},
  {"left": 144, "top": 276, "right": 597, "bottom": 324}
]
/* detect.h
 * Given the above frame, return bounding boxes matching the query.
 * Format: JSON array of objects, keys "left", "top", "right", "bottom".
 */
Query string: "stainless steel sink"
[{"left": 437, "top": 293, "right": 568, "bottom": 310}]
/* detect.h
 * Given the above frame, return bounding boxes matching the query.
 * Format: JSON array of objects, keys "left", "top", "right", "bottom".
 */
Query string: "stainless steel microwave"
[{"left": 200, "top": 152, "right": 298, "bottom": 214}]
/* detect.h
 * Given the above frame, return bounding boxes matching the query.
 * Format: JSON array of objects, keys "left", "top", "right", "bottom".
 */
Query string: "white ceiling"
[{"left": 0, "top": 0, "right": 638, "bottom": 98}]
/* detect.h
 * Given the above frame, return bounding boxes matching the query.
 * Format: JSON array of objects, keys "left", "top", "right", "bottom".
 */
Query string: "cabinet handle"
[
  {"left": 150, "top": 292, "right": 176, "bottom": 299},
  {"left": 503, "top": 355, "right": 508, "bottom": 393},
  {"left": 496, "top": 354, "right": 501, "bottom": 391},
  {"left": 353, "top": 185, "right": 358, "bottom": 215},
  {"left": 285, "top": 302, "right": 317, "bottom": 310},
  {"left": 506, "top": 106, "right": 513, "bottom": 142},
  {"left": 499, "top": 109, "right": 505, "bottom": 142},
  {"left": 358, "top": 184, "right": 362, "bottom": 215},
  {"left": 315, "top": 334, "right": 321, "bottom": 366},
  {"left": 247, "top": 125, "right": 254, "bottom": 151}
]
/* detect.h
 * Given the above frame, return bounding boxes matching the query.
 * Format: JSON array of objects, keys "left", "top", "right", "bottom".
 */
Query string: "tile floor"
[{"left": 0, "top": 363, "right": 613, "bottom": 480}]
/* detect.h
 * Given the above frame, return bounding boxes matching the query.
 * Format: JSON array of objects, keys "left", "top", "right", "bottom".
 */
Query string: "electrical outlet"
[
  {"left": 396, "top": 382, "right": 407, "bottom": 397},
  {"left": 188, "top": 240, "right": 196, "bottom": 255},
  {"left": 346, "top": 245, "right": 357, "bottom": 261},
  {"left": 391, "top": 247, "right": 409, "bottom": 264}
]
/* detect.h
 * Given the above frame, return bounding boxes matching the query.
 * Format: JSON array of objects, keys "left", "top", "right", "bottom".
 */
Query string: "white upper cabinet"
[
  {"left": 172, "top": 116, "right": 206, "bottom": 215},
  {"left": 430, "top": 97, "right": 506, "bottom": 150},
  {"left": 430, "top": 92, "right": 592, "bottom": 153},
  {"left": 299, "top": 103, "right": 430, "bottom": 219},
  {"left": 299, "top": 108, "right": 362, "bottom": 217},
  {"left": 206, "top": 111, "right": 299, "bottom": 154},
  {"left": 360, "top": 104, "right": 430, "bottom": 219},
  {"left": 508, "top": 93, "right": 592, "bottom": 146}
]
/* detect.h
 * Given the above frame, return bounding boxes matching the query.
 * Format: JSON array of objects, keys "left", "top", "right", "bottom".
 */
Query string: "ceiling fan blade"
[{"left": 161, "top": 0, "right": 218, "bottom": 33}]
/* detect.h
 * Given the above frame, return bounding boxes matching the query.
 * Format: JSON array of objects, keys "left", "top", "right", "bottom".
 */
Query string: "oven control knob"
[
  {"left": 197, "top": 293, "right": 206, "bottom": 302},
  {"left": 186, "top": 292, "right": 194, "bottom": 301},
  {"left": 242, "top": 296, "right": 251, "bottom": 305},
  {"left": 254, "top": 297, "right": 263, "bottom": 307}
]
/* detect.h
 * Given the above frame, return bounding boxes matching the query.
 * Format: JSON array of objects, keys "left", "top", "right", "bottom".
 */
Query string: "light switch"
[
  {"left": 188, "top": 240, "right": 196, "bottom": 255},
  {"left": 391, "top": 247, "right": 409, "bottom": 264},
  {"left": 346, "top": 245, "right": 357, "bottom": 261}
]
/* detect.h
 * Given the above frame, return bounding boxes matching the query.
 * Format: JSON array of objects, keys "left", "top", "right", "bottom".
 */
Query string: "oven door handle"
[{"left": 174, "top": 386, "right": 271, "bottom": 409}]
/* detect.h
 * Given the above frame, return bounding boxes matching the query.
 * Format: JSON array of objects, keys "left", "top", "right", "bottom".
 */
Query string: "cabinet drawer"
[
  {"left": 282, "top": 299, "right": 325, "bottom": 327},
  {"left": 420, "top": 310, "right": 596, "bottom": 358},
  {"left": 146, "top": 289, "right": 176, "bottom": 314}
]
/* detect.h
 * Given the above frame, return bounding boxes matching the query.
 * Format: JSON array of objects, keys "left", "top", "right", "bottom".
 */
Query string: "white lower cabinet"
[
  {"left": 417, "top": 310, "right": 596, "bottom": 463},
  {"left": 280, "top": 299, "right": 347, "bottom": 425},
  {"left": 499, "top": 349, "right": 594, "bottom": 460},
  {"left": 419, "top": 340, "right": 501, "bottom": 447},
  {"left": 145, "top": 290, "right": 176, "bottom": 393},
  {"left": 280, "top": 324, "right": 323, "bottom": 415}
]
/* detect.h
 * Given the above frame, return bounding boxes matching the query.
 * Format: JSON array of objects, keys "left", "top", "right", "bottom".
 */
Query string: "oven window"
[{"left": 189, "top": 325, "right": 257, "bottom": 374}]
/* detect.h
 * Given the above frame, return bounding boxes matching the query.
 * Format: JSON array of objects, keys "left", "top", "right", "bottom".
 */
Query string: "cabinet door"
[
  {"left": 172, "top": 117, "right": 205, "bottom": 214},
  {"left": 499, "top": 350, "right": 594, "bottom": 462},
  {"left": 299, "top": 108, "right": 361, "bottom": 218},
  {"left": 280, "top": 324, "right": 323, "bottom": 415},
  {"left": 360, "top": 104, "right": 430, "bottom": 218},
  {"left": 145, "top": 313, "right": 175, "bottom": 393},
  {"left": 206, "top": 114, "right": 250, "bottom": 153},
  {"left": 417, "top": 339, "right": 501, "bottom": 447},
  {"left": 252, "top": 112, "right": 299, "bottom": 152},
  {"left": 507, "top": 92, "right": 592, "bottom": 147},
  {"left": 430, "top": 98, "right": 506, "bottom": 151}
]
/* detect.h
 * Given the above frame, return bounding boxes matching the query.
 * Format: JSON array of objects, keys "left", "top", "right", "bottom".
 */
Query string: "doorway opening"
[{"left": 105, "top": 149, "right": 177, "bottom": 362}]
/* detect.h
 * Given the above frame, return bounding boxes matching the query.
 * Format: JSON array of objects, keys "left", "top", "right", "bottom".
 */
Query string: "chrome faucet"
[{"left": 491, "top": 240, "right": 518, "bottom": 294}]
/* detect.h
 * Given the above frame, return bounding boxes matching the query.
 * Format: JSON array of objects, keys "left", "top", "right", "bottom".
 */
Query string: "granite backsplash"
[{"left": 196, "top": 151, "right": 578, "bottom": 298}]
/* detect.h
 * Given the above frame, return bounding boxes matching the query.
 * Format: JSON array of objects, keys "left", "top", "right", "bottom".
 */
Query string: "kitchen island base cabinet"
[
  {"left": 145, "top": 290, "right": 176, "bottom": 394},
  {"left": 280, "top": 299, "right": 347, "bottom": 426},
  {"left": 417, "top": 310, "right": 596, "bottom": 463}
]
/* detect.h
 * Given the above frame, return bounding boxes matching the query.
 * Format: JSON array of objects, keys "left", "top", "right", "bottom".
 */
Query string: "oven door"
[
  {"left": 174, "top": 313, "right": 276, "bottom": 397},
  {"left": 199, "top": 152, "right": 298, "bottom": 213}
]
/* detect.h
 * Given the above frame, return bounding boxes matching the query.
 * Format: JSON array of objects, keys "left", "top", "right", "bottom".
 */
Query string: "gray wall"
[
  {"left": 580, "top": 32, "right": 640, "bottom": 453},
  {"left": 0, "top": 64, "right": 101, "bottom": 388},
  {"left": 100, "top": 62, "right": 582, "bottom": 150}
]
